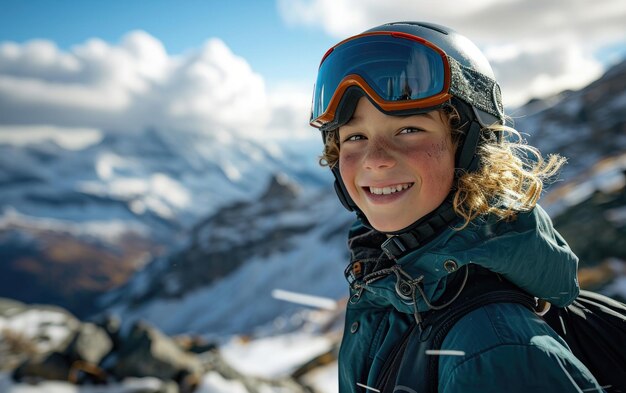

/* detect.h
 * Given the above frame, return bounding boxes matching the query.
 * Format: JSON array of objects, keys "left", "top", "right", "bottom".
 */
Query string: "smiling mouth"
[{"left": 366, "top": 183, "right": 414, "bottom": 195}]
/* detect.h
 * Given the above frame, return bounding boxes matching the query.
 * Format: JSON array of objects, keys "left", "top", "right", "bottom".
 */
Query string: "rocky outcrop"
[
  {"left": 1, "top": 299, "right": 316, "bottom": 393},
  {"left": 0, "top": 298, "right": 82, "bottom": 371},
  {"left": 517, "top": 59, "right": 626, "bottom": 182},
  {"left": 549, "top": 154, "right": 626, "bottom": 298},
  {"left": 112, "top": 321, "right": 203, "bottom": 380}
]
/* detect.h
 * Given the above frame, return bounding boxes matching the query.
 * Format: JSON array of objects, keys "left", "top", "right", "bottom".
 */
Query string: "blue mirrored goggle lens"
[{"left": 311, "top": 35, "right": 446, "bottom": 122}]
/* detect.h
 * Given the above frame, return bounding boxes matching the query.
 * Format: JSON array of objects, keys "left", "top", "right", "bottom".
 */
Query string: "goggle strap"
[{"left": 448, "top": 56, "right": 504, "bottom": 122}]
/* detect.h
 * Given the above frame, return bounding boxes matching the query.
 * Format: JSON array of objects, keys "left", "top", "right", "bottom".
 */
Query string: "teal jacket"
[{"left": 339, "top": 205, "right": 603, "bottom": 392}]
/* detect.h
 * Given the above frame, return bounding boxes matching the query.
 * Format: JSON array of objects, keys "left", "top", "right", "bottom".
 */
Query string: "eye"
[
  {"left": 399, "top": 127, "right": 424, "bottom": 135},
  {"left": 342, "top": 134, "right": 366, "bottom": 143}
]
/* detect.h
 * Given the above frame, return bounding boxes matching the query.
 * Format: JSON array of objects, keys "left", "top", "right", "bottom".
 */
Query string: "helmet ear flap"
[
  {"left": 456, "top": 121, "right": 481, "bottom": 172},
  {"left": 331, "top": 166, "right": 356, "bottom": 212},
  {"left": 331, "top": 166, "right": 374, "bottom": 229},
  {"left": 333, "top": 179, "right": 354, "bottom": 212},
  {"left": 450, "top": 97, "right": 483, "bottom": 172}
]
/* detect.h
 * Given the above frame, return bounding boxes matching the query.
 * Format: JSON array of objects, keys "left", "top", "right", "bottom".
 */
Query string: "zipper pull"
[{"left": 350, "top": 285, "right": 364, "bottom": 304}]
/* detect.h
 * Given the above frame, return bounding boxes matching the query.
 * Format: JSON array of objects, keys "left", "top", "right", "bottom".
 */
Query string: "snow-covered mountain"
[
  {"left": 512, "top": 59, "right": 626, "bottom": 182},
  {"left": 1, "top": 127, "right": 327, "bottom": 232},
  {"left": 98, "top": 175, "right": 353, "bottom": 338},
  {"left": 0, "top": 126, "right": 329, "bottom": 316},
  {"left": 548, "top": 152, "right": 626, "bottom": 296},
  {"left": 511, "top": 60, "right": 626, "bottom": 286}
]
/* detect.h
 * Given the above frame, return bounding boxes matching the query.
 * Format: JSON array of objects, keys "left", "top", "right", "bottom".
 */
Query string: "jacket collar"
[{"left": 346, "top": 205, "right": 580, "bottom": 314}]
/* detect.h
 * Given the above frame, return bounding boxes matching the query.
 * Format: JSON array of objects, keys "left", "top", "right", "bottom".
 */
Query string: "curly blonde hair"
[{"left": 318, "top": 106, "right": 566, "bottom": 229}]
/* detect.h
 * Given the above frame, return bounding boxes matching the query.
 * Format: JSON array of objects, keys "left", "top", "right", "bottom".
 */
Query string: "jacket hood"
[{"left": 347, "top": 205, "right": 580, "bottom": 315}]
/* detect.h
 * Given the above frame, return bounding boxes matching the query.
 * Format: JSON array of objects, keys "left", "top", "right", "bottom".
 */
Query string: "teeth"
[{"left": 369, "top": 183, "right": 412, "bottom": 195}]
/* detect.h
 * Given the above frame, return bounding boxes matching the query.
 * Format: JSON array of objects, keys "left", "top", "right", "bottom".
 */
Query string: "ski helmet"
[{"left": 310, "top": 22, "right": 505, "bottom": 235}]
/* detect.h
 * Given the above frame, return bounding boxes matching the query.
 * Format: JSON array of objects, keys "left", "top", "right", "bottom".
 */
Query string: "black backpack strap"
[
  {"left": 377, "top": 265, "right": 536, "bottom": 393},
  {"left": 542, "top": 290, "right": 626, "bottom": 392}
]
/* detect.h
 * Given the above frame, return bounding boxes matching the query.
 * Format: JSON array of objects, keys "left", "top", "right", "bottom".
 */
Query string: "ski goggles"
[{"left": 310, "top": 32, "right": 504, "bottom": 130}]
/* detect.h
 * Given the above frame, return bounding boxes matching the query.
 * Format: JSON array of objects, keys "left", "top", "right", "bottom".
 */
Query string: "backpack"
[
  {"left": 376, "top": 265, "right": 626, "bottom": 393},
  {"left": 543, "top": 289, "right": 626, "bottom": 392}
]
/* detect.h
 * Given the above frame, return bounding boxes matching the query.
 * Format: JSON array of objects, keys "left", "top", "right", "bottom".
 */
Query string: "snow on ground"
[
  {"left": 196, "top": 372, "right": 248, "bottom": 393},
  {"left": 0, "top": 370, "right": 338, "bottom": 393},
  {"left": 220, "top": 331, "right": 334, "bottom": 379},
  {"left": 300, "top": 361, "right": 339, "bottom": 393},
  {"left": 0, "top": 373, "right": 167, "bottom": 393},
  {"left": 0, "top": 308, "right": 78, "bottom": 353},
  {"left": 1, "top": 302, "right": 341, "bottom": 392},
  {"left": 542, "top": 153, "right": 626, "bottom": 218},
  {"left": 0, "top": 323, "right": 341, "bottom": 392}
]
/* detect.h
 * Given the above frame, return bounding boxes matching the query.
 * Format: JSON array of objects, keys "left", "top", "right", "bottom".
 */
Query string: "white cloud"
[
  {"left": 0, "top": 31, "right": 273, "bottom": 138},
  {"left": 267, "top": 82, "right": 316, "bottom": 140},
  {"left": 488, "top": 40, "right": 604, "bottom": 106},
  {"left": 277, "top": 0, "right": 510, "bottom": 37},
  {"left": 277, "top": 0, "right": 626, "bottom": 106},
  {"left": 158, "top": 39, "right": 270, "bottom": 134}
]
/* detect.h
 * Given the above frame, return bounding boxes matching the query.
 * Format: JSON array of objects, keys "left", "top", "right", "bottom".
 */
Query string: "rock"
[
  {"left": 172, "top": 335, "right": 217, "bottom": 354},
  {"left": 6, "top": 304, "right": 113, "bottom": 383},
  {"left": 64, "top": 322, "right": 113, "bottom": 364},
  {"left": 112, "top": 321, "right": 202, "bottom": 381},
  {"left": 67, "top": 359, "right": 108, "bottom": 385},
  {"left": 0, "top": 297, "right": 26, "bottom": 317},
  {"left": 0, "top": 332, "right": 34, "bottom": 371},
  {"left": 92, "top": 313, "right": 124, "bottom": 354},
  {"left": 1, "top": 301, "right": 81, "bottom": 371},
  {"left": 12, "top": 351, "right": 71, "bottom": 382},
  {"left": 260, "top": 173, "right": 300, "bottom": 203}
]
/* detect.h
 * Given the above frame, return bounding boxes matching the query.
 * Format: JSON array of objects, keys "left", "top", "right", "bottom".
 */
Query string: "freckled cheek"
[
  {"left": 405, "top": 141, "right": 455, "bottom": 191},
  {"left": 403, "top": 141, "right": 449, "bottom": 165}
]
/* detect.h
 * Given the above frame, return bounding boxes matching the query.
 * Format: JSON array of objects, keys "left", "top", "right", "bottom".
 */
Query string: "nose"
[{"left": 363, "top": 139, "right": 396, "bottom": 170}]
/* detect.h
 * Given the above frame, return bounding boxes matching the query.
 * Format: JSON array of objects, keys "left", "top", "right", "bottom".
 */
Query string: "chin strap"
[{"left": 380, "top": 197, "right": 459, "bottom": 260}]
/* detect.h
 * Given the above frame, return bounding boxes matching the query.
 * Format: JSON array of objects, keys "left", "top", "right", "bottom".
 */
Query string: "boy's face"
[{"left": 338, "top": 97, "right": 455, "bottom": 232}]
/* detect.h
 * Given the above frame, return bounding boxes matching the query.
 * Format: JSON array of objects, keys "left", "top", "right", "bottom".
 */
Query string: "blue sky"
[
  {"left": 0, "top": 0, "right": 624, "bottom": 141},
  {"left": 0, "top": 0, "right": 335, "bottom": 86}
]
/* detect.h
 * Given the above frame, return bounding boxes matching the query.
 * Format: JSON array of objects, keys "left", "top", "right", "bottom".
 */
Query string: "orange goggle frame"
[{"left": 310, "top": 32, "right": 453, "bottom": 129}]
